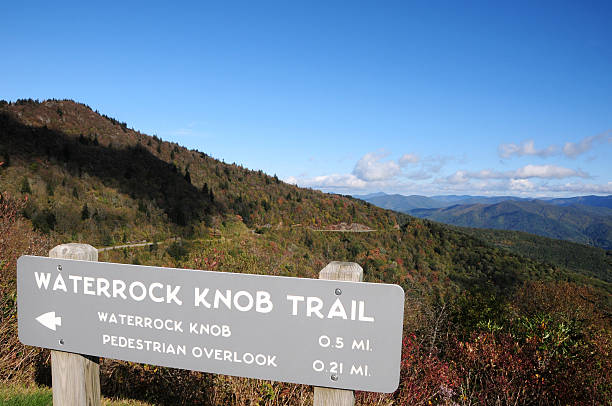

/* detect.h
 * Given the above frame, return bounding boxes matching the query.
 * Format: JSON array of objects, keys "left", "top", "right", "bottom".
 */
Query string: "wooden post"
[
  {"left": 49, "top": 243, "right": 101, "bottom": 406},
  {"left": 313, "top": 261, "right": 362, "bottom": 406}
]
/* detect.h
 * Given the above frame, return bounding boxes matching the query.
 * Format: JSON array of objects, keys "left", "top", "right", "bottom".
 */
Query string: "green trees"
[
  {"left": 32, "top": 209, "right": 56, "bottom": 233},
  {"left": 166, "top": 241, "right": 189, "bottom": 262}
]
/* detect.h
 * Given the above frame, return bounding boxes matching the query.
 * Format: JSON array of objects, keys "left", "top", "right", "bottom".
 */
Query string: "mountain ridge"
[{"left": 358, "top": 192, "right": 612, "bottom": 249}]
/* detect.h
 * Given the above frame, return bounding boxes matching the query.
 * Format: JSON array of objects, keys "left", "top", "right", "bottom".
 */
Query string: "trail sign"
[{"left": 17, "top": 256, "right": 404, "bottom": 393}]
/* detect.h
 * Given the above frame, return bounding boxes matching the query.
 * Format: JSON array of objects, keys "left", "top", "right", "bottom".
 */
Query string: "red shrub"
[
  {"left": 451, "top": 329, "right": 612, "bottom": 405},
  {"left": 395, "top": 334, "right": 461, "bottom": 405}
]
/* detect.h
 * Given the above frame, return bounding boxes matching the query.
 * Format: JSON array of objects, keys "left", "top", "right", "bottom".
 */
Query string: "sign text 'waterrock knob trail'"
[{"left": 17, "top": 256, "right": 405, "bottom": 393}]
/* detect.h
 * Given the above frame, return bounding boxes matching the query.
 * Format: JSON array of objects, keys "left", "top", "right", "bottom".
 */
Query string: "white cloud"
[
  {"left": 432, "top": 177, "right": 611, "bottom": 196},
  {"left": 499, "top": 139, "right": 558, "bottom": 158},
  {"left": 446, "top": 164, "right": 589, "bottom": 181},
  {"left": 285, "top": 176, "right": 299, "bottom": 185},
  {"left": 509, "top": 178, "right": 535, "bottom": 191},
  {"left": 471, "top": 169, "right": 502, "bottom": 179},
  {"left": 399, "top": 153, "right": 419, "bottom": 166},
  {"left": 563, "top": 132, "right": 612, "bottom": 158},
  {"left": 447, "top": 170, "right": 470, "bottom": 184},
  {"left": 348, "top": 151, "right": 453, "bottom": 182},
  {"left": 352, "top": 152, "right": 401, "bottom": 181},
  {"left": 289, "top": 170, "right": 611, "bottom": 197},
  {"left": 513, "top": 164, "right": 588, "bottom": 179},
  {"left": 287, "top": 143, "right": 607, "bottom": 197},
  {"left": 499, "top": 131, "right": 611, "bottom": 160},
  {"left": 287, "top": 173, "right": 368, "bottom": 190},
  {"left": 289, "top": 151, "right": 435, "bottom": 190}
]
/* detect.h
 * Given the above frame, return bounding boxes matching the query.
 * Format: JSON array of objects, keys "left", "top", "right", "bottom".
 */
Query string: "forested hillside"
[
  {"left": 451, "top": 226, "right": 612, "bottom": 294},
  {"left": 0, "top": 99, "right": 399, "bottom": 247},
  {"left": 1, "top": 99, "right": 610, "bottom": 405}
]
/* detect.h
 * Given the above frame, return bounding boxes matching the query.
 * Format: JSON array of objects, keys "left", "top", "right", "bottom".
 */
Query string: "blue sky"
[{"left": 2, "top": 1, "right": 611, "bottom": 197}]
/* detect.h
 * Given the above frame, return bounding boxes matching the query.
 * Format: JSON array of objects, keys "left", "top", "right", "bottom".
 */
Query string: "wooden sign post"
[
  {"left": 49, "top": 243, "right": 101, "bottom": 406},
  {"left": 314, "top": 261, "right": 363, "bottom": 406}
]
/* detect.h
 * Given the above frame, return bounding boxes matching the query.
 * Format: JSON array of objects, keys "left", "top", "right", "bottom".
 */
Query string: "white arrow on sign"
[{"left": 36, "top": 311, "right": 62, "bottom": 331}]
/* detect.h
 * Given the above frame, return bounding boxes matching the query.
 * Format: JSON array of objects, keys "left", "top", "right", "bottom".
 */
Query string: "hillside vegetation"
[
  {"left": 1, "top": 99, "right": 611, "bottom": 405},
  {"left": 457, "top": 227, "right": 612, "bottom": 284},
  {"left": 0, "top": 99, "right": 397, "bottom": 247}
]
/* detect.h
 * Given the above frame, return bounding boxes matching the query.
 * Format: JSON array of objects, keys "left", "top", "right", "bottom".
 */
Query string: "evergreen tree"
[
  {"left": 81, "top": 203, "right": 90, "bottom": 220},
  {"left": 184, "top": 169, "right": 191, "bottom": 184}
]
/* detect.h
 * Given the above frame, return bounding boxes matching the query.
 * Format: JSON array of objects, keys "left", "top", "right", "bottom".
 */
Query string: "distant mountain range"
[{"left": 356, "top": 193, "right": 612, "bottom": 249}]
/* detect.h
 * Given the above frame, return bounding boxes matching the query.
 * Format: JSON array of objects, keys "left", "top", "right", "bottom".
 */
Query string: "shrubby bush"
[{"left": 0, "top": 194, "right": 50, "bottom": 383}]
